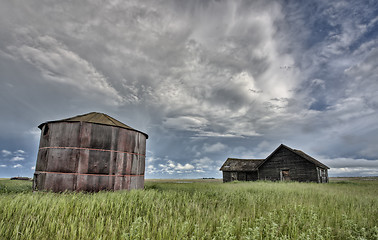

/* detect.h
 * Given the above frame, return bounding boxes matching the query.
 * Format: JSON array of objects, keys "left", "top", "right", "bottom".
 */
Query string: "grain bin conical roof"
[{"left": 38, "top": 112, "right": 148, "bottom": 138}]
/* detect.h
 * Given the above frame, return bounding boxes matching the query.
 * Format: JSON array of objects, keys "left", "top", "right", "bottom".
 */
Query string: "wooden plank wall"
[
  {"left": 246, "top": 171, "right": 258, "bottom": 181},
  {"left": 222, "top": 171, "right": 258, "bottom": 182},
  {"left": 258, "top": 147, "right": 318, "bottom": 182},
  {"left": 222, "top": 171, "right": 231, "bottom": 182}
]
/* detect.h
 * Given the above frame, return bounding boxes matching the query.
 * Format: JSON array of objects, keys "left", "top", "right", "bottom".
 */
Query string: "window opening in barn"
[{"left": 280, "top": 169, "right": 290, "bottom": 181}]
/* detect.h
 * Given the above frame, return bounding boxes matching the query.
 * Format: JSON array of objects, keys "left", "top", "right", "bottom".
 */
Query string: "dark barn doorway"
[{"left": 280, "top": 169, "right": 290, "bottom": 181}]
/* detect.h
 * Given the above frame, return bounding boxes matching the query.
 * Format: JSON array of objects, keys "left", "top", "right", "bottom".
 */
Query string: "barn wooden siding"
[
  {"left": 222, "top": 171, "right": 258, "bottom": 183},
  {"left": 258, "top": 147, "right": 318, "bottom": 182},
  {"left": 220, "top": 158, "right": 263, "bottom": 183},
  {"left": 220, "top": 144, "right": 329, "bottom": 183},
  {"left": 33, "top": 121, "right": 147, "bottom": 192}
]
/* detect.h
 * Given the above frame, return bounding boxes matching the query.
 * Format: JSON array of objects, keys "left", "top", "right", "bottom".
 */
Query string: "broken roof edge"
[
  {"left": 219, "top": 158, "right": 265, "bottom": 171},
  {"left": 292, "top": 149, "right": 329, "bottom": 169},
  {"left": 38, "top": 112, "right": 149, "bottom": 139}
]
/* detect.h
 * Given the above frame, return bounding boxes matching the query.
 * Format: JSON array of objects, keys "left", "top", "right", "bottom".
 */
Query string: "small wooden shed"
[{"left": 220, "top": 144, "right": 329, "bottom": 183}]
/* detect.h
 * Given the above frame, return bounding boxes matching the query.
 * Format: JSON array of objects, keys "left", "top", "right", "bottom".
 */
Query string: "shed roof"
[
  {"left": 292, "top": 149, "right": 329, "bottom": 169},
  {"left": 256, "top": 144, "right": 329, "bottom": 169},
  {"left": 220, "top": 158, "right": 264, "bottom": 171},
  {"left": 38, "top": 112, "right": 148, "bottom": 138}
]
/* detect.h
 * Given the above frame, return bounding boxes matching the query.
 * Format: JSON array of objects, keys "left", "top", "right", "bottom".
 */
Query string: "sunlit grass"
[{"left": 0, "top": 178, "right": 377, "bottom": 239}]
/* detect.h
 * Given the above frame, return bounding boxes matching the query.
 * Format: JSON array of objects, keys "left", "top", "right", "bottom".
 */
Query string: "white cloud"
[
  {"left": 146, "top": 156, "right": 159, "bottom": 164},
  {"left": 0, "top": 165, "right": 6, "bottom": 168},
  {"left": 323, "top": 158, "right": 378, "bottom": 176},
  {"left": 152, "top": 159, "right": 196, "bottom": 175},
  {"left": 167, "top": 160, "right": 176, "bottom": 168},
  {"left": 329, "top": 167, "right": 378, "bottom": 177},
  {"left": 196, "top": 131, "right": 259, "bottom": 138},
  {"left": 163, "top": 160, "right": 195, "bottom": 171},
  {"left": 163, "top": 116, "right": 208, "bottom": 132},
  {"left": 203, "top": 142, "right": 227, "bottom": 153},
  {"left": 15, "top": 150, "right": 25, "bottom": 154},
  {"left": 175, "top": 163, "right": 195, "bottom": 170},
  {"left": 2, "top": 150, "right": 11, "bottom": 157},
  {"left": 157, "top": 161, "right": 175, "bottom": 175},
  {"left": 12, "top": 164, "right": 22, "bottom": 168},
  {"left": 11, "top": 156, "right": 25, "bottom": 161},
  {"left": 31, "top": 166, "right": 35, "bottom": 170},
  {"left": 323, "top": 158, "right": 378, "bottom": 169},
  {"left": 192, "top": 157, "right": 214, "bottom": 170}
]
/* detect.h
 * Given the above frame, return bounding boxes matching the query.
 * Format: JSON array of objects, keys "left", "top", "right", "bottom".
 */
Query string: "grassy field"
[{"left": 0, "top": 178, "right": 377, "bottom": 239}]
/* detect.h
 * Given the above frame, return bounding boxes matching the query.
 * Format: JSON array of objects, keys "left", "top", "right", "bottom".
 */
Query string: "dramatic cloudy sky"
[{"left": 1, "top": 0, "right": 377, "bottom": 178}]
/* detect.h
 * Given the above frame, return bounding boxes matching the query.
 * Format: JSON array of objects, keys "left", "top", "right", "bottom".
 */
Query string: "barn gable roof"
[
  {"left": 220, "top": 158, "right": 264, "bottom": 171},
  {"left": 38, "top": 112, "right": 148, "bottom": 138},
  {"left": 292, "top": 149, "right": 329, "bottom": 169},
  {"left": 256, "top": 144, "right": 329, "bottom": 169}
]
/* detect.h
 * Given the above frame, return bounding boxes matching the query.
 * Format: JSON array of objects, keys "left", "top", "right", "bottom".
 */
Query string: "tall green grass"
[
  {"left": 0, "top": 179, "right": 32, "bottom": 193},
  {"left": 0, "top": 179, "right": 377, "bottom": 239}
]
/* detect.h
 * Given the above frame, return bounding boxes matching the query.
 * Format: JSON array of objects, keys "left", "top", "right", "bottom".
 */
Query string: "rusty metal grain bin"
[{"left": 33, "top": 112, "right": 148, "bottom": 192}]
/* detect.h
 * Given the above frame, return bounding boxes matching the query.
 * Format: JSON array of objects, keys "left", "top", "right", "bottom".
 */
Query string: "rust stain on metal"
[
  {"left": 125, "top": 154, "right": 132, "bottom": 175},
  {"left": 39, "top": 146, "right": 146, "bottom": 156}
]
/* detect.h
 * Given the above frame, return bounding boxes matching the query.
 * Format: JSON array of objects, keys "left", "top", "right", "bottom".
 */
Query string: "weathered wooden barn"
[
  {"left": 33, "top": 112, "right": 148, "bottom": 192},
  {"left": 220, "top": 144, "right": 329, "bottom": 183}
]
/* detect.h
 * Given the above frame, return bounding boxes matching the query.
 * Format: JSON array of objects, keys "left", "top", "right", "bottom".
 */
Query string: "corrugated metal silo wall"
[{"left": 33, "top": 122, "right": 146, "bottom": 192}]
